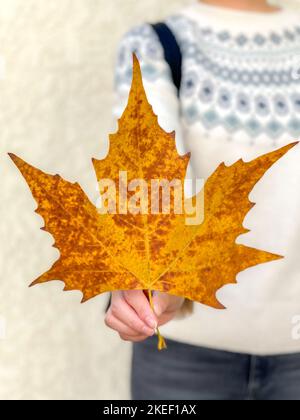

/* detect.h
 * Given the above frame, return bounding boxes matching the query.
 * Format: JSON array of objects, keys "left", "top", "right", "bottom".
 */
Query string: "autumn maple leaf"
[{"left": 9, "top": 54, "right": 297, "bottom": 349}]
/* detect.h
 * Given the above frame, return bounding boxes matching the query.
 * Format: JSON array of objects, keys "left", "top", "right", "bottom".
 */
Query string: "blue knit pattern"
[{"left": 114, "top": 14, "right": 300, "bottom": 142}]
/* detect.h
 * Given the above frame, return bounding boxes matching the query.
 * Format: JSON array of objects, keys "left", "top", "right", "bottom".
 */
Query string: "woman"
[{"left": 105, "top": 0, "right": 300, "bottom": 400}]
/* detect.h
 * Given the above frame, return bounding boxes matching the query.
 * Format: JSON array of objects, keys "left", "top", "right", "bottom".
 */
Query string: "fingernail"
[
  {"left": 142, "top": 326, "right": 155, "bottom": 336},
  {"left": 145, "top": 316, "right": 157, "bottom": 329}
]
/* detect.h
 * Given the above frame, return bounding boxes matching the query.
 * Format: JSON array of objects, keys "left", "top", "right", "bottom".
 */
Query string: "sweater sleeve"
[{"left": 112, "top": 23, "right": 186, "bottom": 155}]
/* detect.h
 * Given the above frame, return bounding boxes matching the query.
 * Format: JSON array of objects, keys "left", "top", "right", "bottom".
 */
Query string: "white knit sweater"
[{"left": 112, "top": 1, "right": 300, "bottom": 355}]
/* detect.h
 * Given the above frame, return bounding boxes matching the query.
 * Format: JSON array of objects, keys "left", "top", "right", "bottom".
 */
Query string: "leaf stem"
[{"left": 148, "top": 289, "right": 167, "bottom": 350}]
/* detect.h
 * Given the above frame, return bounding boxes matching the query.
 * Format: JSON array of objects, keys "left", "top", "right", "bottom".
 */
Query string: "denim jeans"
[{"left": 131, "top": 336, "right": 300, "bottom": 400}]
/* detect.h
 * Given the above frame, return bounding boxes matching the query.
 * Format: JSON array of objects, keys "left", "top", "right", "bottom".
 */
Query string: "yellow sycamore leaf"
[{"left": 9, "top": 54, "right": 298, "bottom": 349}]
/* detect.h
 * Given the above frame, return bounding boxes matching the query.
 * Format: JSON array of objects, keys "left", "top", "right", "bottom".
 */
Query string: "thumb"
[{"left": 152, "top": 292, "right": 169, "bottom": 317}]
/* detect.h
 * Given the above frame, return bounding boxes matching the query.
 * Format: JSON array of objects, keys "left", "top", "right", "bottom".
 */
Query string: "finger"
[
  {"left": 152, "top": 292, "right": 184, "bottom": 317},
  {"left": 152, "top": 292, "right": 170, "bottom": 317},
  {"left": 110, "top": 297, "right": 155, "bottom": 336},
  {"left": 105, "top": 311, "right": 149, "bottom": 337},
  {"left": 123, "top": 290, "right": 157, "bottom": 329},
  {"left": 119, "top": 333, "right": 149, "bottom": 342}
]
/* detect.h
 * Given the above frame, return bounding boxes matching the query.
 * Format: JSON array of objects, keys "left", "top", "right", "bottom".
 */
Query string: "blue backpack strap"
[{"left": 150, "top": 22, "right": 182, "bottom": 96}]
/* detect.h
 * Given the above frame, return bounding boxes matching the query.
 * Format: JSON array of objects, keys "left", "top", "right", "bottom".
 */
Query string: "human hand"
[{"left": 105, "top": 290, "right": 184, "bottom": 342}]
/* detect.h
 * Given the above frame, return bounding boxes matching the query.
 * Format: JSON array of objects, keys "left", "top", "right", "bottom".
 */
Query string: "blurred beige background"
[{"left": 0, "top": 0, "right": 299, "bottom": 401}]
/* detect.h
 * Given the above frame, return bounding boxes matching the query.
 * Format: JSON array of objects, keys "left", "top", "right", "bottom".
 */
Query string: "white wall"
[{"left": 0, "top": 0, "right": 299, "bottom": 400}]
